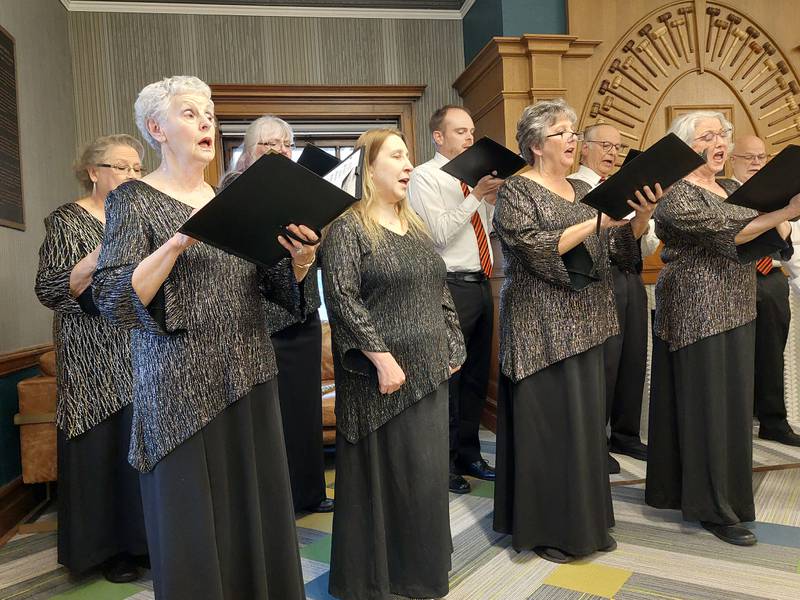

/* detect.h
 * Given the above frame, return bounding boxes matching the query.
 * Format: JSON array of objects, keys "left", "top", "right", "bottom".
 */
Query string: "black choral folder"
[
  {"left": 440, "top": 136, "right": 527, "bottom": 187},
  {"left": 297, "top": 143, "right": 340, "bottom": 176},
  {"left": 620, "top": 148, "right": 641, "bottom": 167},
  {"left": 725, "top": 145, "right": 800, "bottom": 213},
  {"left": 179, "top": 150, "right": 362, "bottom": 267},
  {"left": 582, "top": 133, "right": 706, "bottom": 220}
]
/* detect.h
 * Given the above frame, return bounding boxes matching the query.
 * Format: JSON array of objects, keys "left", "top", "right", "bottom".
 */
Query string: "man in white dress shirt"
[
  {"left": 730, "top": 135, "right": 800, "bottom": 446},
  {"left": 408, "top": 105, "right": 503, "bottom": 494},
  {"left": 569, "top": 124, "right": 659, "bottom": 473}
]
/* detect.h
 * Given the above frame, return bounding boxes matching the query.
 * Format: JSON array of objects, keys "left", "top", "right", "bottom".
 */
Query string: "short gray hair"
[
  {"left": 240, "top": 115, "right": 294, "bottom": 169},
  {"left": 516, "top": 99, "right": 577, "bottom": 165},
  {"left": 134, "top": 76, "right": 213, "bottom": 150},
  {"left": 668, "top": 110, "right": 733, "bottom": 147},
  {"left": 73, "top": 134, "right": 144, "bottom": 192}
]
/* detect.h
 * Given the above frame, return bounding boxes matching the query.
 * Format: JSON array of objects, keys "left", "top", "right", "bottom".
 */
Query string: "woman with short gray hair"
[
  {"left": 221, "top": 115, "right": 332, "bottom": 515},
  {"left": 492, "top": 99, "right": 660, "bottom": 562},
  {"left": 93, "top": 76, "right": 314, "bottom": 598},
  {"left": 646, "top": 110, "right": 800, "bottom": 546},
  {"left": 36, "top": 134, "right": 148, "bottom": 582}
]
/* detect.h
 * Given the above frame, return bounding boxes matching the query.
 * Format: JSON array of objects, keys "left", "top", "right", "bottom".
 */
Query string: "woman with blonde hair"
[
  {"left": 322, "top": 128, "right": 466, "bottom": 599},
  {"left": 36, "top": 134, "right": 148, "bottom": 582}
]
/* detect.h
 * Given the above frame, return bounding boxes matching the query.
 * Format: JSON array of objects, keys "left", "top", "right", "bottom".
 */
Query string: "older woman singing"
[
  {"left": 492, "top": 99, "right": 660, "bottom": 563},
  {"left": 93, "top": 76, "right": 316, "bottom": 599},
  {"left": 646, "top": 110, "right": 800, "bottom": 546}
]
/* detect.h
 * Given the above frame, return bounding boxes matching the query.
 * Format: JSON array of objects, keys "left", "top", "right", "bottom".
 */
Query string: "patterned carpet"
[{"left": 2, "top": 428, "right": 799, "bottom": 600}]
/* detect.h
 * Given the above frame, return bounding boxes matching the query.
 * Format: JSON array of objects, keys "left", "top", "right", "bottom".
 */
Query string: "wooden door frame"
[{"left": 207, "top": 84, "right": 426, "bottom": 184}]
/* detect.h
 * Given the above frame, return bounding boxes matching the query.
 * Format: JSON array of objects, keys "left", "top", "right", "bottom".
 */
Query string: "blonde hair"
[
  {"left": 342, "top": 128, "right": 428, "bottom": 243},
  {"left": 73, "top": 134, "right": 144, "bottom": 192}
]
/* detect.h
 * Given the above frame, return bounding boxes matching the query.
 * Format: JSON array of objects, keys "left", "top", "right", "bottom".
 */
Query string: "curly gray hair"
[
  {"left": 668, "top": 110, "right": 733, "bottom": 149},
  {"left": 134, "top": 76, "right": 213, "bottom": 150},
  {"left": 516, "top": 99, "right": 577, "bottom": 166}
]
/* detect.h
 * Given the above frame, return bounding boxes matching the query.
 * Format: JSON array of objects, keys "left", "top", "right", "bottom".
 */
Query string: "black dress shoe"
[
  {"left": 608, "top": 454, "right": 621, "bottom": 474},
  {"left": 460, "top": 459, "right": 496, "bottom": 481},
  {"left": 449, "top": 473, "right": 471, "bottom": 494},
  {"left": 533, "top": 546, "right": 574, "bottom": 563},
  {"left": 609, "top": 440, "right": 648, "bottom": 461},
  {"left": 310, "top": 498, "right": 335, "bottom": 513},
  {"left": 103, "top": 555, "right": 140, "bottom": 584},
  {"left": 759, "top": 428, "right": 800, "bottom": 447},
  {"left": 700, "top": 521, "right": 757, "bottom": 546}
]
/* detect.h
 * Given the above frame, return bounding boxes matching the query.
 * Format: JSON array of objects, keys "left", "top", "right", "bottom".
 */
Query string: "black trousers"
[
  {"left": 271, "top": 311, "right": 327, "bottom": 512},
  {"left": 446, "top": 278, "right": 493, "bottom": 470},
  {"left": 755, "top": 270, "right": 792, "bottom": 433},
  {"left": 603, "top": 266, "right": 648, "bottom": 448}
]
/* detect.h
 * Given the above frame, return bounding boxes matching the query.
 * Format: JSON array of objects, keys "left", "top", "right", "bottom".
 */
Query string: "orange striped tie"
[
  {"left": 461, "top": 181, "right": 493, "bottom": 278},
  {"left": 756, "top": 256, "right": 773, "bottom": 275}
]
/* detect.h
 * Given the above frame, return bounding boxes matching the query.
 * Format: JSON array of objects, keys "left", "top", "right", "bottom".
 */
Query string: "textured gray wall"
[
  {"left": 67, "top": 11, "right": 465, "bottom": 167},
  {"left": 0, "top": 0, "right": 77, "bottom": 353}
]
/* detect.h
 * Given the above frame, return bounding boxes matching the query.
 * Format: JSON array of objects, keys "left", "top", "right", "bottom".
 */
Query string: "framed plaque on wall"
[{"left": 0, "top": 24, "right": 24, "bottom": 231}]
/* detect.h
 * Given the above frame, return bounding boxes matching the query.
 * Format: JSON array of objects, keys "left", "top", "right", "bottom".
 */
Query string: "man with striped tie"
[
  {"left": 569, "top": 124, "right": 660, "bottom": 474},
  {"left": 730, "top": 136, "right": 800, "bottom": 447},
  {"left": 408, "top": 105, "right": 504, "bottom": 494}
]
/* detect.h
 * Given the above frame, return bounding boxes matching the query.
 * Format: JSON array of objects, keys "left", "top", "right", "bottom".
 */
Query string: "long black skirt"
[
  {"left": 57, "top": 404, "right": 148, "bottom": 573},
  {"left": 493, "top": 345, "right": 615, "bottom": 556},
  {"left": 329, "top": 383, "right": 451, "bottom": 600},
  {"left": 271, "top": 311, "right": 327, "bottom": 512},
  {"left": 139, "top": 380, "right": 305, "bottom": 600},
  {"left": 646, "top": 323, "right": 756, "bottom": 524}
]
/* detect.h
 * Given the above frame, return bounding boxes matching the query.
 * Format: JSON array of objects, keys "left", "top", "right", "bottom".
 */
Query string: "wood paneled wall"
[
  {"left": 454, "top": 0, "right": 800, "bottom": 427},
  {"left": 67, "top": 12, "right": 465, "bottom": 168}
]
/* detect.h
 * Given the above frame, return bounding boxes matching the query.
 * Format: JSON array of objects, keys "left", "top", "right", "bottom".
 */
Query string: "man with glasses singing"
[
  {"left": 729, "top": 135, "right": 800, "bottom": 447},
  {"left": 569, "top": 124, "right": 659, "bottom": 473}
]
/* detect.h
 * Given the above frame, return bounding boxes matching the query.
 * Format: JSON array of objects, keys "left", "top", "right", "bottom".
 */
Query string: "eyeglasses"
[
  {"left": 583, "top": 140, "right": 630, "bottom": 154},
  {"left": 545, "top": 130, "right": 584, "bottom": 142},
  {"left": 693, "top": 128, "right": 733, "bottom": 143},
  {"left": 732, "top": 153, "right": 767, "bottom": 163},
  {"left": 257, "top": 139, "right": 296, "bottom": 151},
  {"left": 96, "top": 163, "right": 146, "bottom": 175}
]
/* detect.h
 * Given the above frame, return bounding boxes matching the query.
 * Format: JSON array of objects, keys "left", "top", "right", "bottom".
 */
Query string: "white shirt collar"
[{"left": 569, "top": 164, "right": 603, "bottom": 188}]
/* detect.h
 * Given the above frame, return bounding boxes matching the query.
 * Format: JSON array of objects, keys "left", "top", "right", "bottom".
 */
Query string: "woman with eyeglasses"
[
  {"left": 646, "top": 111, "right": 800, "bottom": 546},
  {"left": 492, "top": 99, "right": 660, "bottom": 563},
  {"left": 221, "top": 115, "right": 332, "bottom": 514},
  {"left": 35, "top": 134, "right": 148, "bottom": 582},
  {"left": 92, "top": 76, "right": 312, "bottom": 599}
]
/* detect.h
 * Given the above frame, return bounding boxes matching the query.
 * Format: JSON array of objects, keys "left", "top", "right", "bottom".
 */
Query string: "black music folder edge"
[
  {"left": 582, "top": 133, "right": 706, "bottom": 220},
  {"left": 297, "top": 143, "right": 341, "bottom": 176},
  {"left": 725, "top": 145, "right": 800, "bottom": 213},
  {"left": 440, "top": 136, "right": 527, "bottom": 188},
  {"left": 180, "top": 149, "right": 363, "bottom": 267}
]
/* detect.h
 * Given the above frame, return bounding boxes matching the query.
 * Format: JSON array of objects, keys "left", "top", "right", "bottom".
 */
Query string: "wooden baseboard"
[
  {"left": 0, "top": 344, "right": 53, "bottom": 377},
  {"left": 0, "top": 477, "right": 46, "bottom": 545}
]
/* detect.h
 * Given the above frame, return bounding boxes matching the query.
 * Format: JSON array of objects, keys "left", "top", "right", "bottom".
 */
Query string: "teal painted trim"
[
  {"left": 0, "top": 367, "right": 39, "bottom": 487},
  {"left": 502, "top": 0, "right": 567, "bottom": 37},
  {"left": 463, "top": 0, "right": 567, "bottom": 65},
  {"left": 463, "top": 0, "right": 503, "bottom": 65}
]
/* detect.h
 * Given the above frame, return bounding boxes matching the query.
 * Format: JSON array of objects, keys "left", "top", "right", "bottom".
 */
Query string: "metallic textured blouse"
[
  {"left": 493, "top": 176, "right": 638, "bottom": 382},
  {"left": 93, "top": 180, "right": 301, "bottom": 472},
  {"left": 35, "top": 202, "right": 132, "bottom": 438},
  {"left": 654, "top": 179, "right": 758, "bottom": 351},
  {"left": 321, "top": 211, "right": 466, "bottom": 443},
  {"left": 219, "top": 169, "right": 321, "bottom": 334}
]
